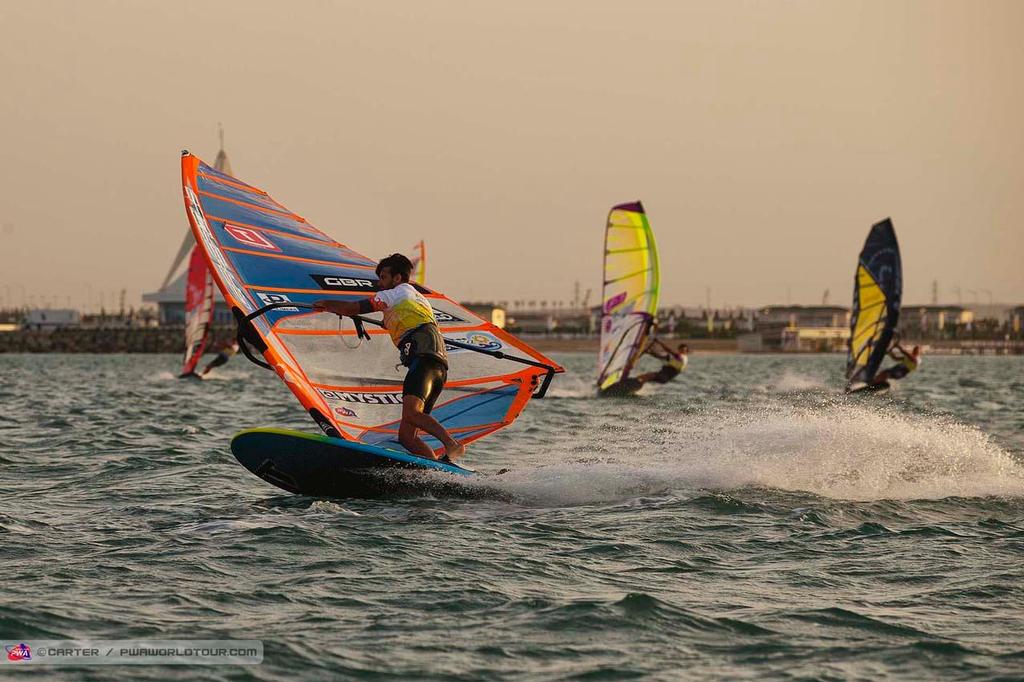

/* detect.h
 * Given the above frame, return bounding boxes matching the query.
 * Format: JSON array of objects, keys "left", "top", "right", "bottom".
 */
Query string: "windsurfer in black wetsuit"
[
  {"left": 635, "top": 340, "right": 688, "bottom": 386},
  {"left": 201, "top": 341, "right": 239, "bottom": 376},
  {"left": 871, "top": 343, "right": 921, "bottom": 386}
]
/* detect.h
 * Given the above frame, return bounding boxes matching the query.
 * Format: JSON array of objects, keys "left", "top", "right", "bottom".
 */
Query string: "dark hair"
[
  {"left": 376, "top": 253, "right": 413, "bottom": 282},
  {"left": 679, "top": 344, "right": 688, "bottom": 351}
]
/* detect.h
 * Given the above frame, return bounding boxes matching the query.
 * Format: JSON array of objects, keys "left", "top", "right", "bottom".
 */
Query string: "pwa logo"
[
  {"left": 310, "top": 274, "right": 377, "bottom": 291},
  {"left": 225, "top": 224, "right": 279, "bottom": 251},
  {"left": 6, "top": 643, "right": 31, "bottom": 662},
  {"left": 334, "top": 406, "right": 358, "bottom": 418},
  {"left": 447, "top": 334, "right": 502, "bottom": 352},
  {"left": 256, "top": 292, "right": 298, "bottom": 312}
]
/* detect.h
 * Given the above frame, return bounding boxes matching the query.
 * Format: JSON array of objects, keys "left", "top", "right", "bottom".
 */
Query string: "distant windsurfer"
[
  {"left": 200, "top": 341, "right": 239, "bottom": 376},
  {"left": 871, "top": 343, "right": 921, "bottom": 386},
  {"left": 634, "top": 340, "right": 687, "bottom": 386},
  {"left": 313, "top": 254, "right": 465, "bottom": 462}
]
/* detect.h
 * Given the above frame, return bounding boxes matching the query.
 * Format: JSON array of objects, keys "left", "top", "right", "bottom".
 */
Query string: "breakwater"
[
  {"left": 0, "top": 327, "right": 236, "bottom": 353},
  {"left": 0, "top": 329, "right": 736, "bottom": 354}
]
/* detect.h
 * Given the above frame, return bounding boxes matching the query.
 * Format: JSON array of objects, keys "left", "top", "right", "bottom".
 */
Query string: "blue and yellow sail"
[{"left": 847, "top": 218, "right": 902, "bottom": 389}]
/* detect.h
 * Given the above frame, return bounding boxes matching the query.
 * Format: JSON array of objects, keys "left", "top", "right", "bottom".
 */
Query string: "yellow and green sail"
[{"left": 598, "top": 201, "right": 660, "bottom": 391}]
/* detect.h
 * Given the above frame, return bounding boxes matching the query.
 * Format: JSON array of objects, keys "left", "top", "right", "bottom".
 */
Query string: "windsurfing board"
[
  {"left": 598, "top": 377, "right": 643, "bottom": 397},
  {"left": 845, "top": 381, "right": 891, "bottom": 395},
  {"left": 231, "top": 428, "right": 487, "bottom": 499}
]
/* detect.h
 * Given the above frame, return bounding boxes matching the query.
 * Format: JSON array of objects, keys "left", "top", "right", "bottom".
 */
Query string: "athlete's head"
[
  {"left": 679, "top": 343, "right": 688, "bottom": 353},
  {"left": 375, "top": 253, "right": 414, "bottom": 290},
  {"left": 912, "top": 345, "right": 921, "bottom": 357}
]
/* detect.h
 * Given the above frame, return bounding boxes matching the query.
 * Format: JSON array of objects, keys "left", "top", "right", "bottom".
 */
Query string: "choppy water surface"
[{"left": 2, "top": 352, "right": 1023, "bottom": 680}]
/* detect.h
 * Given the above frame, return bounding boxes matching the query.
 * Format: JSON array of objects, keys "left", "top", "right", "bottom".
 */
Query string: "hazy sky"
[{"left": 1, "top": 0, "right": 1021, "bottom": 310}]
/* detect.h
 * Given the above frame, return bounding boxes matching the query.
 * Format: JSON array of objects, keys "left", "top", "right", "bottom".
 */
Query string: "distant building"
[
  {"left": 1011, "top": 306, "right": 1024, "bottom": 334},
  {"left": 501, "top": 305, "right": 592, "bottom": 334},
  {"left": 781, "top": 326, "right": 849, "bottom": 352},
  {"left": 462, "top": 302, "right": 507, "bottom": 329},
  {"left": 23, "top": 309, "right": 80, "bottom": 332},
  {"left": 753, "top": 305, "right": 850, "bottom": 350},
  {"left": 757, "top": 305, "right": 850, "bottom": 328},
  {"left": 900, "top": 305, "right": 974, "bottom": 333},
  {"left": 965, "top": 304, "right": 1014, "bottom": 323}
]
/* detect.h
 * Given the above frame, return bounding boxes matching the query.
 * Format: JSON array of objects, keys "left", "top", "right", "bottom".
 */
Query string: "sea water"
[{"left": 1, "top": 353, "right": 1022, "bottom": 680}]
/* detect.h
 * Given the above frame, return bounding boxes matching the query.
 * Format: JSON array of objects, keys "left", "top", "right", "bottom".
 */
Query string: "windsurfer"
[
  {"left": 635, "top": 340, "right": 687, "bottom": 385},
  {"left": 871, "top": 343, "right": 921, "bottom": 385},
  {"left": 313, "top": 254, "right": 465, "bottom": 462},
  {"left": 201, "top": 341, "right": 239, "bottom": 376}
]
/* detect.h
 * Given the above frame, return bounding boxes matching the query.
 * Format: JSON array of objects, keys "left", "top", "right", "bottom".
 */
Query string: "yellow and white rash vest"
[
  {"left": 899, "top": 354, "right": 920, "bottom": 373},
  {"left": 667, "top": 353, "right": 687, "bottom": 372},
  {"left": 367, "top": 283, "right": 448, "bottom": 366}
]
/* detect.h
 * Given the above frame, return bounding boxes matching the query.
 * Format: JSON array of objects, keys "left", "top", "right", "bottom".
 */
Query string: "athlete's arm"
[
  {"left": 313, "top": 298, "right": 375, "bottom": 317},
  {"left": 647, "top": 345, "right": 667, "bottom": 360}
]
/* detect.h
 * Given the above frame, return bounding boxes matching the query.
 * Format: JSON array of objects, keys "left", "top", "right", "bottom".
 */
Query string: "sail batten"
[{"left": 605, "top": 267, "right": 654, "bottom": 285}]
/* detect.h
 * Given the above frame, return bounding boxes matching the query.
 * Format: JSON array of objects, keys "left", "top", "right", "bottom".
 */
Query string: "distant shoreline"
[
  {"left": 0, "top": 328, "right": 1019, "bottom": 355},
  {"left": 524, "top": 337, "right": 739, "bottom": 354}
]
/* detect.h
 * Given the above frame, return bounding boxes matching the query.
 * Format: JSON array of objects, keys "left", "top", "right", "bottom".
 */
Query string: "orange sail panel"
[{"left": 181, "top": 152, "right": 562, "bottom": 451}]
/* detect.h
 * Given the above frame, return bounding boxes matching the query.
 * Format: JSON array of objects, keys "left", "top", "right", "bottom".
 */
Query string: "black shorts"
[
  {"left": 207, "top": 353, "right": 230, "bottom": 369},
  {"left": 651, "top": 366, "right": 680, "bottom": 384},
  {"left": 886, "top": 364, "right": 910, "bottom": 380},
  {"left": 403, "top": 355, "right": 447, "bottom": 414}
]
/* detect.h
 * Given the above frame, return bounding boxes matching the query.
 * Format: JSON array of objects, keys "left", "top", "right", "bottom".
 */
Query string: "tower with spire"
[{"left": 142, "top": 126, "right": 234, "bottom": 324}]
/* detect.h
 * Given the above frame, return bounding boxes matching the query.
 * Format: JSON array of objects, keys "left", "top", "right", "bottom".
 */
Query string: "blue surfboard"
[{"left": 230, "top": 428, "right": 483, "bottom": 499}]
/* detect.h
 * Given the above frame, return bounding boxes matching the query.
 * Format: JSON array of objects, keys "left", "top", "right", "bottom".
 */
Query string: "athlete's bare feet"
[{"left": 442, "top": 440, "right": 466, "bottom": 461}]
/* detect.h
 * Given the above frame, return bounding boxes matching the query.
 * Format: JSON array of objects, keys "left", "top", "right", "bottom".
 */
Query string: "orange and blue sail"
[
  {"left": 846, "top": 218, "right": 902, "bottom": 388},
  {"left": 181, "top": 152, "right": 562, "bottom": 452},
  {"left": 598, "top": 201, "right": 660, "bottom": 391}
]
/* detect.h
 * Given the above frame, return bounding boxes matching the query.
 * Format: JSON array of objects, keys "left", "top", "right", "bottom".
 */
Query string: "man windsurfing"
[
  {"left": 871, "top": 342, "right": 921, "bottom": 386},
  {"left": 200, "top": 341, "right": 239, "bottom": 376},
  {"left": 313, "top": 253, "right": 465, "bottom": 462},
  {"left": 635, "top": 340, "right": 688, "bottom": 387}
]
